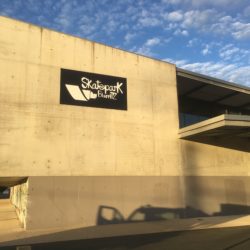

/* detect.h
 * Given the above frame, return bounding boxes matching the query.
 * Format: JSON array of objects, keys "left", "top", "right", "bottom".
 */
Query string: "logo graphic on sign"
[{"left": 60, "top": 69, "right": 127, "bottom": 110}]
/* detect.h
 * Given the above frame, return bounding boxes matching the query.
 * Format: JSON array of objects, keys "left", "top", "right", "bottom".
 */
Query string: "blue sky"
[{"left": 0, "top": 0, "right": 249, "bottom": 86}]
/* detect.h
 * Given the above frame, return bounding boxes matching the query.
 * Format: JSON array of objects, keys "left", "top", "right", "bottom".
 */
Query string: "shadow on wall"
[{"left": 96, "top": 204, "right": 250, "bottom": 225}]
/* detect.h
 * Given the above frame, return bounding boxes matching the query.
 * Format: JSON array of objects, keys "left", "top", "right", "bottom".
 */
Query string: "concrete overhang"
[
  {"left": 176, "top": 68, "right": 250, "bottom": 111},
  {"left": 0, "top": 177, "right": 27, "bottom": 187},
  {"left": 177, "top": 68, "right": 250, "bottom": 94},
  {"left": 179, "top": 114, "right": 250, "bottom": 139}
]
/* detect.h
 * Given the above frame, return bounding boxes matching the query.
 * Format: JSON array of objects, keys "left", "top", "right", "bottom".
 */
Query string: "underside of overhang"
[
  {"left": 177, "top": 68, "right": 250, "bottom": 110},
  {"left": 176, "top": 69, "right": 250, "bottom": 152},
  {"left": 176, "top": 68, "right": 250, "bottom": 130},
  {"left": 0, "top": 177, "right": 27, "bottom": 187}
]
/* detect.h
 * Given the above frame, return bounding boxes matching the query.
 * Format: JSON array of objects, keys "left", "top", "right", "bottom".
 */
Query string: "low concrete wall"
[
  {"left": 24, "top": 176, "right": 250, "bottom": 230},
  {"left": 25, "top": 176, "right": 185, "bottom": 229},
  {"left": 184, "top": 176, "right": 250, "bottom": 216}
]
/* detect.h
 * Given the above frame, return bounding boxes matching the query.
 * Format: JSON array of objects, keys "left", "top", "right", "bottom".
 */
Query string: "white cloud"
[
  {"left": 219, "top": 44, "right": 250, "bottom": 62},
  {"left": 166, "top": 11, "right": 183, "bottom": 22},
  {"left": 145, "top": 37, "right": 161, "bottom": 46},
  {"left": 124, "top": 32, "right": 136, "bottom": 44},
  {"left": 54, "top": 16, "right": 71, "bottom": 29},
  {"left": 163, "top": 37, "right": 172, "bottom": 44},
  {"left": 201, "top": 44, "right": 211, "bottom": 55},
  {"left": 187, "top": 0, "right": 237, "bottom": 8},
  {"left": 160, "top": 6, "right": 250, "bottom": 42},
  {"left": 244, "top": 5, "right": 250, "bottom": 17},
  {"left": 164, "top": 22, "right": 178, "bottom": 31},
  {"left": 0, "top": 0, "right": 249, "bottom": 89},
  {"left": 181, "top": 9, "right": 220, "bottom": 29},
  {"left": 164, "top": 9, "right": 250, "bottom": 41},
  {"left": 174, "top": 29, "right": 189, "bottom": 36},
  {"left": 231, "top": 22, "right": 250, "bottom": 40},
  {"left": 166, "top": 59, "right": 250, "bottom": 87},
  {"left": 187, "top": 38, "right": 199, "bottom": 47},
  {"left": 208, "top": 17, "right": 250, "bottom": 40},
  {"left": 162, "top": 0, "right": 182, "bottom": 4},
  {"left": 163, "top": 58, "right": 188, "bottom": 67},
  {"left": 132, "top": 45, "right": 154, "bottom": 57},
  {"left": 138, "top": 17, "right": 162, "bottom": 27},
  {"left": 79, "top": 24, "right": 96, "bottom": 36},
  {"left": 1, "top": 0, "right": 249, "bottom": 45},
  {"left": 227, "top": 66, "right": 250, "bottom": 84},
  {"left": 219, "top": 44, "right": 239, "bottom": 60},
  {"left": 132, "top": 37, "right": 162, "bottom": 57},
  {"left": 105, "top": 18, "right": 118, "bottom": 35},
  {"left": 182, "top": 30, "right": 189, "bottom": 36},
  {"left": 164, "top": 0, "right": 247, "bottom": 11}
]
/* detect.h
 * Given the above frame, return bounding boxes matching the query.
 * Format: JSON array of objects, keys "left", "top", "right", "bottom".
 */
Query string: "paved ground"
[
  {"left": 1, "top": 200, "right": 250, "bottom": 250},
  {"left": 1, "top": 226, "right": 250, "bottom": 250},
  {"left": 0, "top": 199, "right": 22, "bottom": 234}
]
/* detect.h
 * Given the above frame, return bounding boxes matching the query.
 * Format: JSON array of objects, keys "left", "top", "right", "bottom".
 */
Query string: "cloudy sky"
[{"left": 0, "top": 0, "right": 249, "bottom": 86}]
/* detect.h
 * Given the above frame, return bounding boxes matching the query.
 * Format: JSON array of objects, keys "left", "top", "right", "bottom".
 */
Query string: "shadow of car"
[{"left": 97, "top": 205, "right": 186, "bottom": 225}]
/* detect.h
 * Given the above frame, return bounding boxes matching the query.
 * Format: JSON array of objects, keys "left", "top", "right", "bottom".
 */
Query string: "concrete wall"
[
  {"left": 180, "top": 135, "right": 250, "bottom": 215},
  {"left": 0, "top": 16, "right": 249, "bottom": 230},
  {"left": 184, "top": 176, "right": 250, "bottom": 216},
  {"left": 25, "top": 175, "right": 250, "bottom": 229},
  {"left": 10, "top": 180, "right": 28, "bottom": 228},
  {"left": 180, "top": 138, "right": 250, "bottom": 177},
  {"left": 25, "top": 176, "right": 184, "bottom": 229},
  {"left": 0, "top": 16, "right": 180, "bottom": 177}
]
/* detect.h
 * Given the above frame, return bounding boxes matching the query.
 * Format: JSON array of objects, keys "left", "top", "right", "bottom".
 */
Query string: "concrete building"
[{"left": 0, "top": 16, "right": 249, "bottom": 231}]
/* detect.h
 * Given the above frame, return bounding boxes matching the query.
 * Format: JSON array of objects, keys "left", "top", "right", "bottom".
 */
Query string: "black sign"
[{"left": 60, "top": 68, "right": 127, "bottom": 110}]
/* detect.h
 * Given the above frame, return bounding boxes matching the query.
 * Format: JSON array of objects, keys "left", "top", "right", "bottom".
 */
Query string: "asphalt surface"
[{"left": 2, "top": 226, "right": 250, "bottom": 250}]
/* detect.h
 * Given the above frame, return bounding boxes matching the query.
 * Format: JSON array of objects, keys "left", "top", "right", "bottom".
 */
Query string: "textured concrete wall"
[
  {"left": 25, "top": 176, "right": 250, "bottom": 230},
  {"left": 180, "top": 138, "right": 250, "bottom": 177},
  {"left": 25, "top": 176, "right": 185, "bottom": 229},
  {"left": 180, "top": 136, "right": 250, "bottom": 214},
  {"left": 0, "top": 16, "right": 180, "bottom": 177},
  {"left": 0, "top": 16, "right": 249, "bottom": 230},
  {"left": 184, "top": 176, "right": 250, "bottom": 216},
  {"left": 10, "top": 180, "right": 28, "bottom": 228}
]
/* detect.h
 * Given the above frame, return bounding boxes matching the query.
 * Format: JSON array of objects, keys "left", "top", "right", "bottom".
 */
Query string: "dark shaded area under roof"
[
  {"left": 0, "top": 177, "right": 27, "bottom": 188},
  {"left": 176, "top": 69, "right": 250, "bottom": 151},
  {"left": 176, "top": 68, "right": 250, "bottom": 129},
  {"left": 177, "top": 68, "right": 250, "bottom": 109}
]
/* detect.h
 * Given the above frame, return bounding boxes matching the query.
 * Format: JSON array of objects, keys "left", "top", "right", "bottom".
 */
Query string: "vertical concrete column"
[{"left": 10, "top": 180, "right": 29, "bottom": 228}]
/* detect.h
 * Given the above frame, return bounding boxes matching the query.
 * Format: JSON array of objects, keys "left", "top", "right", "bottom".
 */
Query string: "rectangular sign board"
[{"left": 60, "top": 68, "right": 127, "bottom": 110}]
